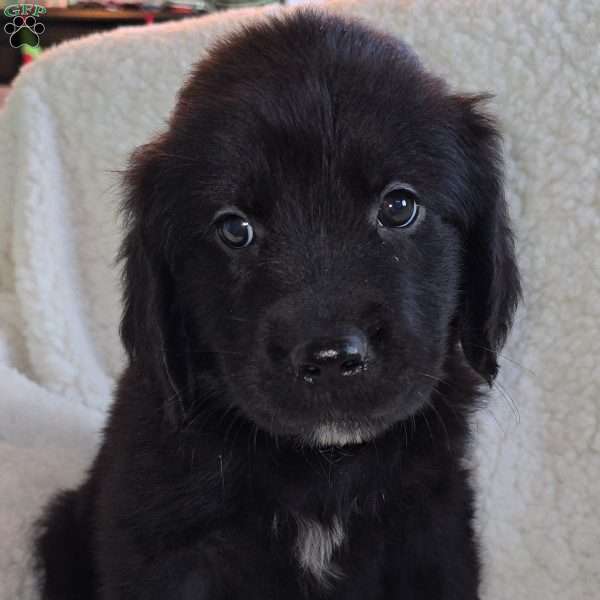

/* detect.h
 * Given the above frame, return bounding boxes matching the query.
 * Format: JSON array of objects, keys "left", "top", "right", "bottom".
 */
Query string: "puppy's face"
[{"left": 121, "top": 13, "right": 520, "bottom": 447}]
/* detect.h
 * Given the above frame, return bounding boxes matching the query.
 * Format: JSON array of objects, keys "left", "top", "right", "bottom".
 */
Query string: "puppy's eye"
[
  {"left": 377, "top": 187, "right": 420, "bottom": 229},
  {"left": 217, "top": 214, "right": 254, "bottom": 248}
]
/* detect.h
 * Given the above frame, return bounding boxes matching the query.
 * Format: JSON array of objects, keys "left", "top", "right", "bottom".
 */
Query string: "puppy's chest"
[
  {"left": 266, "top": 509, "right": 387, "bottom": 597},
  {"left": 285, "top": 513, "right": 346, "bottom": 585}
]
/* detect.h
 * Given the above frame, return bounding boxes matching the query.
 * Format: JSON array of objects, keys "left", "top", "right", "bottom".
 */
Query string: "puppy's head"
[{"left": 120, "top": 12, "right": 520, "bottom": 447}]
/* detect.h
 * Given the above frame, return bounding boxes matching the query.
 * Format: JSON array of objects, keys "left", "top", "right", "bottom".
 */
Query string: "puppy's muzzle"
[{"left": 291, "top": 328, "right": 369, "bottom": 384}]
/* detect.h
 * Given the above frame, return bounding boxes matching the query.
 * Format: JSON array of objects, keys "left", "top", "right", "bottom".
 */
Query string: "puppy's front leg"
[
  {"left": 384, "top": 546, "right": 480, "bottom": 600},
  {"left": 100, "top": 547, "right": 216, "bottom": 600},
  {"left": 100, "top": 533, "right": 282, "bottom": 600},
  {"left": 383, "top": 496, "right": 480, "bottom": 599}
]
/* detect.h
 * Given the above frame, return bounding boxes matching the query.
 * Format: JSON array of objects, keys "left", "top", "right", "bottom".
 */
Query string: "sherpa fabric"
[{"left": 0, "top": 0, "right": 598, "bottom": 598}]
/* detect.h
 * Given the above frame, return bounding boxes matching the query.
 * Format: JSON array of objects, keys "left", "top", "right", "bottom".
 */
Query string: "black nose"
[{"left": 291, "top": 330, "right": 369, "bottom": 383}]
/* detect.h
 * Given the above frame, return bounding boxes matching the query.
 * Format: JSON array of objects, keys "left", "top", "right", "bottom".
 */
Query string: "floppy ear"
[
  {"left": 119, "top": 139, "right": 194, "bottom": 425},
  {"left": 455, "top": 96, "right": 521, "bottom": 385}
]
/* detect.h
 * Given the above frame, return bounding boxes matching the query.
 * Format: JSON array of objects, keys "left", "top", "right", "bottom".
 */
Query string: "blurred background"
[{"left": 0, "top": 0, "right": 311, "bottom": 97}]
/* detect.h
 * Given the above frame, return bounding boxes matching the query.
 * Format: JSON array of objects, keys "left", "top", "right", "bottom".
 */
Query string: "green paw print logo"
[
  {"left": 4, "top": 15, "right": 45, "bottom": 48},
  {"left": 3, "top": 4, "right": 47, "bottom": 49}
]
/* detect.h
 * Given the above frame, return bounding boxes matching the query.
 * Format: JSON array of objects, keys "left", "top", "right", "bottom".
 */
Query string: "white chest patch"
[
  {"left": 310, "top": 423, "right": 374, "bottom": 447},
  {"left": 294, "top": 515, "right": 345, "bottom": 586}
]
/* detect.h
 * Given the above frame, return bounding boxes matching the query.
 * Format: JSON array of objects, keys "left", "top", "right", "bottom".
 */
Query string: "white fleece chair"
[{"left": 0, "top": 1, "right": 598, "bottom": 598}]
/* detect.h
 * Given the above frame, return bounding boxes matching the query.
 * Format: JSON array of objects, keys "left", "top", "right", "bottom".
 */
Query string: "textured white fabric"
[{"left": 0, "top": 1, "right": 598, "bottom": 598}]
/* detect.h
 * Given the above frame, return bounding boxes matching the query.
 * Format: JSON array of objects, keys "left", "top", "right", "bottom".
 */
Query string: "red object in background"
[
  {"left": 21, "top": 44, "right": 43, "bottom": 64},
  {"left": 144, "top": 12, "right": 154, "bottom": 24}
]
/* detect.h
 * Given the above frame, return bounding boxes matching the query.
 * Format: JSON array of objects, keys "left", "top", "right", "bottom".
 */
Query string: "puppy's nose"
[{"left": 291, "top": 331, "right": 368, "bottom": 383}]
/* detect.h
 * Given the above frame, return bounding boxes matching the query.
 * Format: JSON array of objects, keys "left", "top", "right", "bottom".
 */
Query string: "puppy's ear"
[
  {"left": 119, "top": 139, "right": 193, "bottom": 424},
  {"left": 455, "top": 96, "right": 521, "bottom": 385}
]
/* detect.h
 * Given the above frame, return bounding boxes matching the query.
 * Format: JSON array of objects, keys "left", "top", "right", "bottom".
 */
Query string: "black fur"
[{"left": 34, "top": 11, "right": 520, "bottom": 600}]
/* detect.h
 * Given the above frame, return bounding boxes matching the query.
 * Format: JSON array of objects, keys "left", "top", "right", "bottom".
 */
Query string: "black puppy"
[{"left": 35, "top": 10, "right": 520, "bottom": 600}]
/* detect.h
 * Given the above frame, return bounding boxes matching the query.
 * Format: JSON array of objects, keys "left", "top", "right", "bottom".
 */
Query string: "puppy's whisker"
[
  {"left": 419, "top": 408, "right": 435, "bottom": 446},
  {"left": 416, "top": 371, "right": 464, "bottom": 410},
  {"left": 426, "top": 400, "right": 451, "bottom": 452},
  {"left": 466, "top": 342, "right": 536, "bottom": 378},
  {"left": 416, "top": 371, "right": 441, "bottom": 381},
  {"left": 493, "top": 380, "right": 521, "bottom": 426},
  {"left": 182, "top": 412, "right": 212, "bottom": 436},
  {"left": 161, "top": 346, "right": 187, "bottom": 419},
  {"left": 181, "top": 400, "right": 223, "bottom": 434},
  {"left": 430, "top": 388, "right": 462, "bottom": 424},
  {"left": 416, "top": 367, "right": 519, "bottom": 427},
  {"left": 480, "top": 405, "right": 508, "bottom": 437}
]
